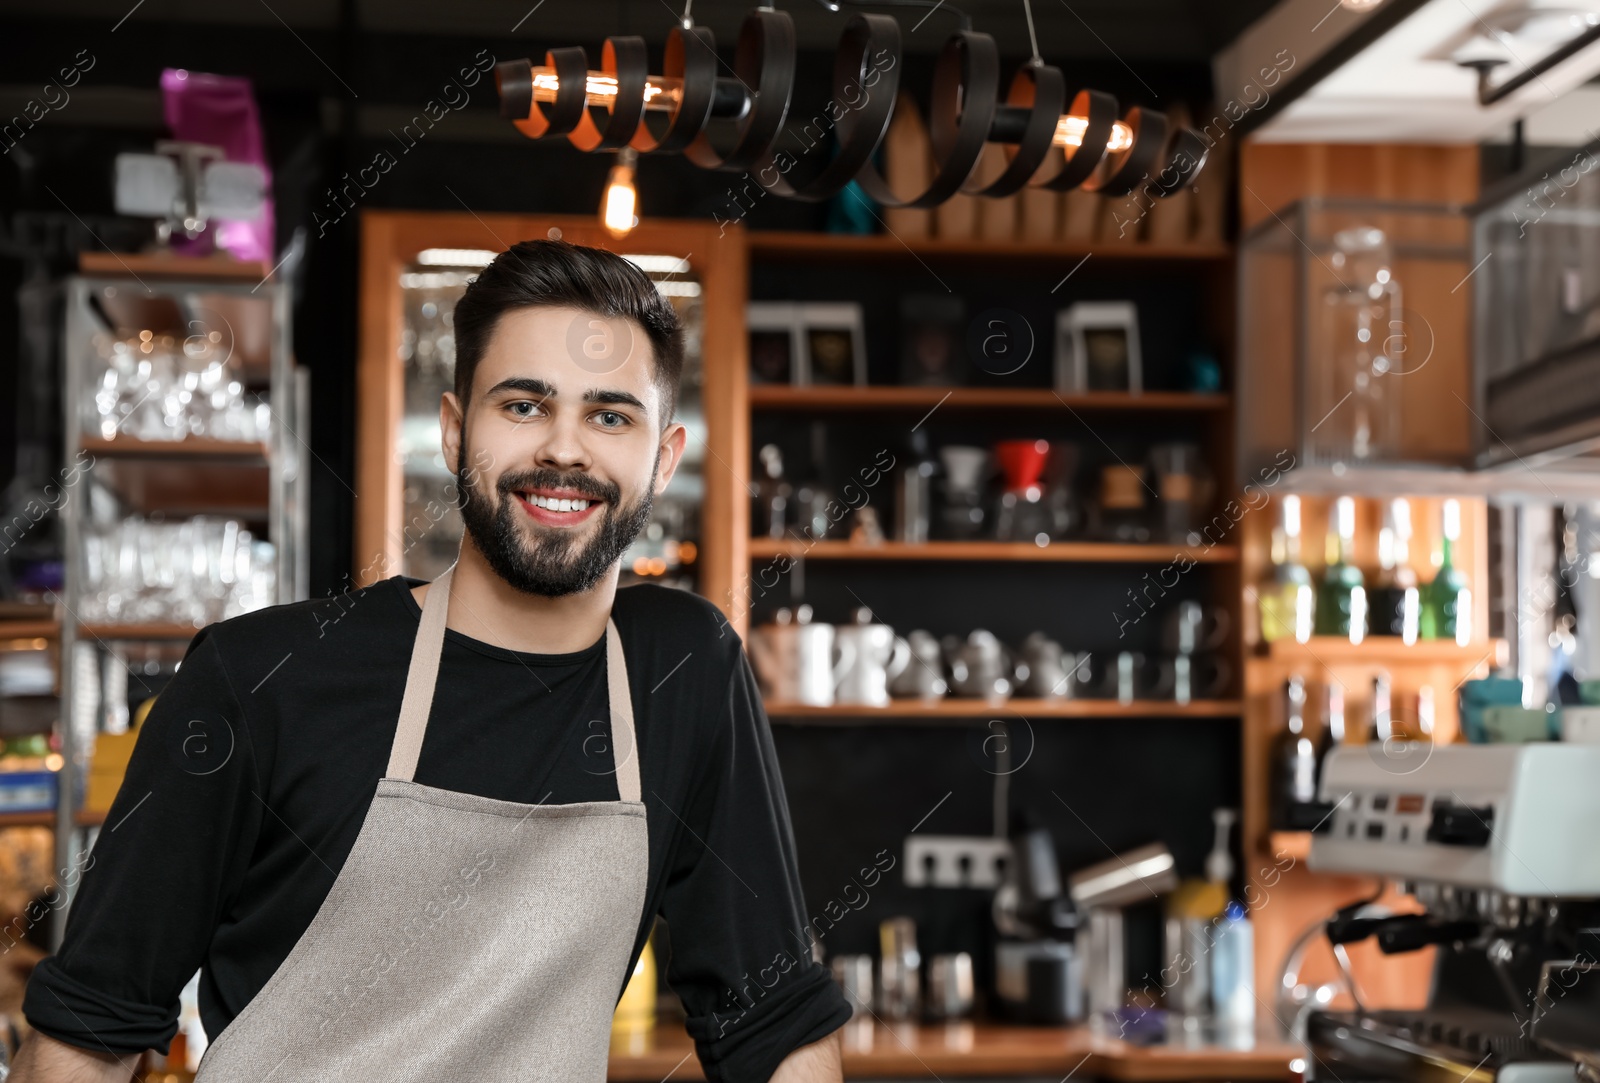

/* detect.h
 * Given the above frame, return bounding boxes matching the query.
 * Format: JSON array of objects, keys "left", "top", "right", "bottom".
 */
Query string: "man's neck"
[{"left": 411, "top": 537, "right": 619, "bottom": 655}]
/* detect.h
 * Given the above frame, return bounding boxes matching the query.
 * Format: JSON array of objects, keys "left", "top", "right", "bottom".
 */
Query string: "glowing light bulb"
[
  {"left": 601, "top": 147, "right": 639, "bottom": 237},
  {"left": 531, "top": 67, "right": 684, "bottom": 111},
  {"left": 1053, "top": 114, "right": 1136, "bottom": 155}
]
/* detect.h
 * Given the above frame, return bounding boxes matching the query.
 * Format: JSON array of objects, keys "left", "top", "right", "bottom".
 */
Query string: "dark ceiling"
[{"left": 1, "top": 0, "right": 1279, "bottom": 61}]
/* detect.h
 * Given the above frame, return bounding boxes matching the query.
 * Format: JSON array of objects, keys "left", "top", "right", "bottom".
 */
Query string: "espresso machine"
[{"left": 1293, "top": 744, "right": 1600, "bottom": 1083}]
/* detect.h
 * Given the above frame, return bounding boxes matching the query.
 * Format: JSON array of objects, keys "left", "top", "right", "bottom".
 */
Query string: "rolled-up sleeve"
[
  {"left": 23, "top": 628, "right": 261, "bottom": 1055},
  {"left": 656, "top": 649, "right": 851, "bottom": 1082}
]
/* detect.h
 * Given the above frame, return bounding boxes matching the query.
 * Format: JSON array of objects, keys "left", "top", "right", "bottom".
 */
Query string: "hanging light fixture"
[
  {"left": 601, "top": 147, "right": 640, "bottom": 236},
  {"left": 495, "top": 3, "right": 1208, "bottom": 209}
]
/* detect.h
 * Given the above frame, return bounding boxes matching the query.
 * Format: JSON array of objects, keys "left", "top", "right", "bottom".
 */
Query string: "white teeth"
[{"left": 528, "top": 494, "right": 589, "bottom": 512}]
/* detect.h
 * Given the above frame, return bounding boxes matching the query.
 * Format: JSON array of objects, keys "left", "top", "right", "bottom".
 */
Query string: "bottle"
[
  {"left": 1314, "top": 681, "right": 1346, "bottom": 791},
  {"left": 1416, "top": 686, "right": 1435, "bottom": 739},
  {"left": 1209, "top": 900, "right": 1255, "bottom": 1029},
  {"left": 752, "top": 444, "right": 791, "bottom": 539},
  {"left": 1420, "top": 499, "right": 1472, "bottom": 645},
  {"left": 1314, "top": 496, "right": 1366, "bottom": 642},
  {"left": 1367, "top": 673, "right": 1393, "bottom": 744},
  {"left": 895, "top": 430, "right": 937, "bottom": 544},
  {"left": 1259, "top": 496, "right": 1314, "bottom": 644},
  {"left": 1271, "top": 676, "right": 1318, "bottom": 830},
  {"left": 1366, "top": 498, "right": 1419, "bottom": 643}
]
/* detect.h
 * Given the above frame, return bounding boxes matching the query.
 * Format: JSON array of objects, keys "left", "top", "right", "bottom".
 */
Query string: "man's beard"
[{"left": 457, "top": 446, "right": 658, "bottom": 598}]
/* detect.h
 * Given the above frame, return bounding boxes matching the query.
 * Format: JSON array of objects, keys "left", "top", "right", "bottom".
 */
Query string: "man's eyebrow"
[
  {"left": 583, "top": 388, "right": 648, "bottom": 412},
  {"left": 484, "top": 377, "right": 555, "bottom": 399}
]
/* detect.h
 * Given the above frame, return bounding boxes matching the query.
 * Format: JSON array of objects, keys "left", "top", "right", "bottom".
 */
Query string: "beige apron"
[{"left": 194, "top": 565, "right": 649, "bottom": 1082}]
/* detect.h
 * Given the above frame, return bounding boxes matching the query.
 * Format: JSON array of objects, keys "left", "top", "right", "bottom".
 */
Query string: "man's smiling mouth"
[{"left": 513, "top": 487, "right": 604, "bottom": 525}]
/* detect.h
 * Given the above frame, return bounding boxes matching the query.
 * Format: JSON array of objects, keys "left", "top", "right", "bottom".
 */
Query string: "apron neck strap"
[{"left": 387, "top": 565, "right": 641, "bottom": 803}]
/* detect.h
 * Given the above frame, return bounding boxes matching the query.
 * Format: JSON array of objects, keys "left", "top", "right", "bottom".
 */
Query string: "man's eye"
[
  {"left": 508, "top": 401, "right": 539, "bottom": 418},
  {"left": 596, "top": 410, "right": 627, "bottom": 428}
]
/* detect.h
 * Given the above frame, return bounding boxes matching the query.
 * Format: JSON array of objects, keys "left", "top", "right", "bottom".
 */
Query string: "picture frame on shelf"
[
  {"left": 746, "top": 301, "right": 803, "bottom": 385},
  {"left": 1055, "top": 301, "right": 1142, "bottom": 393},
  {"left": 795, "top": 301, "right": 867, "bottom": 386}
]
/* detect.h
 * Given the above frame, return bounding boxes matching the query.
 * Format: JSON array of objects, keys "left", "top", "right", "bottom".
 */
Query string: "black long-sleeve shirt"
[{"left": 24, "top": 576, "right": 849, "bottom": 1081}]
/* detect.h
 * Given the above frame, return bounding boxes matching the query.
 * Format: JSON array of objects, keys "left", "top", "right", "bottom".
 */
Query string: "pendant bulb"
[{"left": 601, "top": 146, "right": 640, "bottom": 237}]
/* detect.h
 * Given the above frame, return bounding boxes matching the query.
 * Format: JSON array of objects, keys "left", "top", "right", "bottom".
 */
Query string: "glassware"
[
  {"left": 85, "top": 329, "right": 265, "bottom": 443},
  {"left": 992, "top": 439, "right": 1057, "bottom": 545},
  {"left": 1313, "top": 496, "right": 1366, "bottom": 642},
  {"left": 1259, "top": 495, "right": 1314, "bottom": 644},
  {"left": 937, "top": 446, "right": 990, "bottom": 540},
  {"left": 1147, "top": 443, "right": 1211, "bottom": 545},
  {"left": 1096, "top": 464, "right": 1150, "bottom": 543},
  {"left": 79, "top": 515, "right": 275, "bottom": 626},
  {"left": 1311, "top": 226, "right": 1402, "bottom": 464},
  {"left": 1420, "top": 498, "right": 1472, "bottom": 645}
]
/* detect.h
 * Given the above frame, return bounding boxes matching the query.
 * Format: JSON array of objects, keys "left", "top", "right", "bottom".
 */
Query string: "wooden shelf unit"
[
  {"left": 749, "top": 538, "right": 1238, "bottom": 563},
  {"left": 746, "top": 230, "right": 1233, "bottom": 264},
  {"left": 78, "top": 251, "right": 271, "bottom": 282},
  {"left": 0, "top": 808, "right": 107, "bottom": 830},
  {"left": 77, "top": 623, "right": 206, "bottom": 642},
  {"left": 749, "top": 386, "right": 1229, "bottom": 412},
  {"left": 81, "top": 436, "right": 269, "bottom": 460},
  {"left": 766, "top": 698, "right": 1244, "bottom": 720},
  {"left": 1240, "top": 492, "right": 1496, "bottom": 1017},
  {"left": 0, "top": 619, "right": 60, "bottom": 642},
  {"left": 1258, "top": 636, "right": 1506, "bottom": 666}
]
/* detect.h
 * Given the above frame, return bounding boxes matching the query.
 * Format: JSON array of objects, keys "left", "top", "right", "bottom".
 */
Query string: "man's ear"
[
  {"left": 655, "top": 421, "right": 689, "bottom": 495},
  {"left": 440, "top": 391, "right": 465, "bottom": 477}
]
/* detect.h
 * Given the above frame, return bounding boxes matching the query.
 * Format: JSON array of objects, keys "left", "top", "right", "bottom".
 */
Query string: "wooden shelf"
[
  {"left": 90, "top": 449, "right": 271, "bottom": 515},
  {"left": 1258, "top": 636, "right": 1504, "bottom": 666},
  {"left": 81, "top": 436, "right": 269, "bottom": 460},
  {"left": 749, "top": 385, "right": 1228, "bottom": 412},
  {"left": 611, "top": 1019, "right": 1299, "bottom": 1081},
  {"left": 78, "top": 622, "right": 204, "bottom": 641},
  {"left": 1274, "top": 462, "right": 1600, "bottom": 501},
  {"left": 79, "top": 251, "right": 271, "bottom": 282},
  {"left": 766, "top": 698, "right": 1243, "bottom": 720},
  {"left": 746, "top": 230, "right": 1233, "bottom": 264},
  {"left": 0, "top": 808, "right": 106, "bottom": 830},
  {"left": 750, "top": 538, "right": 1238, "bottom": 563},
  {"left": 0, "top": 620, "right": 60, "bottom": 641}
]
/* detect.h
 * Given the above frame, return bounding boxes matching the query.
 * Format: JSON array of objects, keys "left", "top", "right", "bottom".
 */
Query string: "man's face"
[{"left": 442, "top": 305, "right": 687, "bottom": 597}]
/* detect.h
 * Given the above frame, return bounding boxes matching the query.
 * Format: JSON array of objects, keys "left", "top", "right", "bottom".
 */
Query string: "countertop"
[{"left": 608, "top": 1017, "right": 1306, "bottom": 1080}]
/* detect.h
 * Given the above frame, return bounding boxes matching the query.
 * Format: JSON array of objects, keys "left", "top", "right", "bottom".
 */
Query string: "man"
[{"left": 16, "top": 240, "right": 850, "bottom": 1081}]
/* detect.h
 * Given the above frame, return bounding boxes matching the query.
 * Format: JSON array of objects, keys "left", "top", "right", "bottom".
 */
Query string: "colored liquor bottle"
[
  {"left": 1260, "top": 496, "right": 1314, "bottom": 643},
  {"left": 1314, "top": 496, "right": 1366, "bottom": 642},
  {"left": 1420, "top": 499, "right": 1472, "bottom": 645}
]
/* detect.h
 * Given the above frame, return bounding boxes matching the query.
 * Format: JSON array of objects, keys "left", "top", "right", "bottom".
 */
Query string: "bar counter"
[{"left": 608, "top": 1018, "right": 1305, "bottom": 1080}]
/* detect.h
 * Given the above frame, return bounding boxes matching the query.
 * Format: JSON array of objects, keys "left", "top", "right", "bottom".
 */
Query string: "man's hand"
[
  {"left": 9, "top": 1031, "right": 139, "bottom": 1083},
  {"left": 769, "top": 1027, "right": 843, "bottom": 1083}
]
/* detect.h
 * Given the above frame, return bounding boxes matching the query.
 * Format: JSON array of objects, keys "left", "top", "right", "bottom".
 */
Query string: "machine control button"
[{"left": 1426, "top": 802, "right": 1494, "bottom": 847}]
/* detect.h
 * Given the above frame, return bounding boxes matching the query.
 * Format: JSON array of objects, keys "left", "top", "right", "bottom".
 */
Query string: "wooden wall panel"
[{"left": 1239, "top": 144, "right": 1480, "bottom": 232}]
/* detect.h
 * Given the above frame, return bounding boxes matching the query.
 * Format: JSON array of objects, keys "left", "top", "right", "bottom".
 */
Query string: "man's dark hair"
[{"left": 452, "top": 239, "right": 685, "bottom": 425}]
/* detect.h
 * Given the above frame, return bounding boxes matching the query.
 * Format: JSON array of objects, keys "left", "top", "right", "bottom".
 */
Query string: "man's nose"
[{"left": 531, "top": 413, "right": 592, "bottom": 472}]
